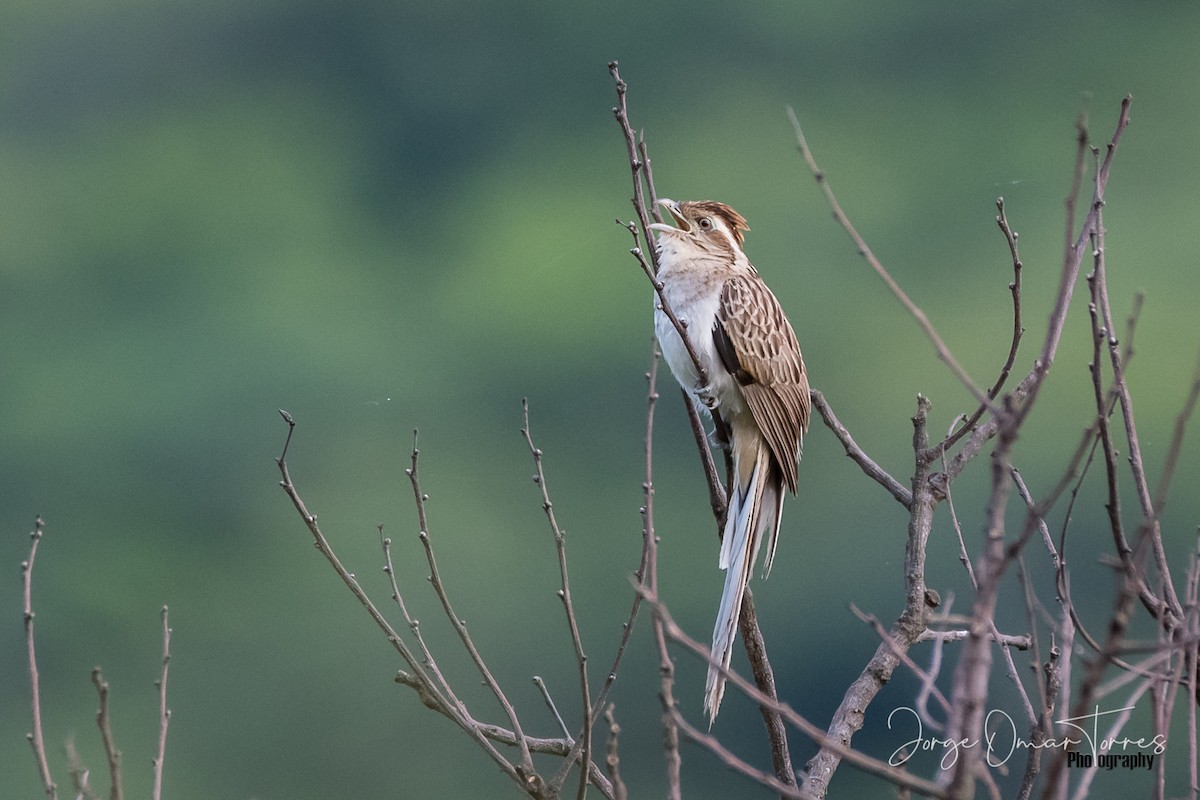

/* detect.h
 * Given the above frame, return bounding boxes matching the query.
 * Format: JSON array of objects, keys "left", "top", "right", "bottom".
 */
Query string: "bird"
[{"left": 648, "top": 199, "right": 810, "bottom": 723}]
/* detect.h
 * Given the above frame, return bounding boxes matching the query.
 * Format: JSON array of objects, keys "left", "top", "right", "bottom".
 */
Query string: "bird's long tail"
[{"left": 705, "top": 430, "right": 783, "bottom": 723}]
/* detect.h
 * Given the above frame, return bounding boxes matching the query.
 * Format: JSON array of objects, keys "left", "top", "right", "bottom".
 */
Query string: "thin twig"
[
  {"left": 682, "top": 386, "right": 729, "bottom": 519},
  {"left": 1012, "top": 484, "right": 1060, "bottom": 796},
  {"left": 673, "top": 711, "right": 808, "bottom": 799},
  {"left": 378, "top": 525, "right": 490, "bottom": 746},
  {"left": 646, "top": 342, "right": 682, "bottom": 800},
  {"left": 737, "top": 587, "right": 796, "bottom": 792},
  {"left": 942, "top": 98, "right": 1134, "bottom": 487},
  {"left": 1185, "top": 533, "right": 1199, "bottom": 800},
  {"left": 407, "top": 437, "right": 539, "bottom": 785},
  {"left": 638, "top": 134, "right": 661, "bottom": 220},
  {"left": 603, "top": 705, "right": 628, "bottom": 800},
  {"left": 609, "top": 62, "right": 658, "bottom": 260},
  {"left": 811, "top": 389, "right": 911, "bottom": 508},
  {"left": 533, "top": 677, "right": 572, "bottom": 740},
  {"left": 938, "top": 197, "right": 1025, "bottom": 454},
  {"left": 152, "top": 606, "right": 171, "bottom": 800},
  {"left": 1148, "top": 345, "right": 1200, "bottom": 540},
  {"left": 554, "top": 344, "right": 666, "bottom": 795},
  {"left": 1082, "top": 150, "right": 1169, "bottom": 618},
  {"left": 1089, "top": 139, "right": 1173, "bottom": 605},
  {"left": 23, "top": 516, "right": 58, "bottom": 800},
  {"left": 803, "top": 396, "right": 936, "bottom": 797},
  {"left": 379, "top": 527, "right": 455, "bottom": 714},
  {"left": 852, "top": 604, "right": 953, "bottom": 717},
  {"left": 915, "top": 628, "right": 1031, "bottom": 650},
  {"left": 646, "top": 588, "right": 948, "bottom": 798},
  {"left": 276, "top": 412, "right": 540, "bottom": 796},
  {"left": 522, "top": 400, "right": 594, "bottom": 800},
  {"left": 788, "top": 106, "right": 989, "bottom": 408},
  {"left": 593, "top": 347, "right": 660, "bottom": 707},
  {"left": 1022, "top": 98, "right": 1132, "bottom": 422},
  {"left": 610, "top": 62, "right": 706, "bottom": 387},
  {"left": 1090, "top": 649, "right": 1175, "bottom": 699},
  {"left": 91, "top": 668, "right": 124, "bottom": 800},
  {"left": 940, "top": 424, "right": 977, "bottom": 589},
  {"left": 639, "top": 362, "right": 683, "bottom": 800}
]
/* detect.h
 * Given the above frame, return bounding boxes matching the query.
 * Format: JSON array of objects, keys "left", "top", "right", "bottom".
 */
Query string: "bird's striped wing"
[{"left": 714, "top": 273, "right": 810, "bottom": 493}]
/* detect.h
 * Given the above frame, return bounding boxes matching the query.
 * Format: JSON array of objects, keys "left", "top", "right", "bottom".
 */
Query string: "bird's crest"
[{"left": 681, "top": 200, "right": 750, "bottom": 248}]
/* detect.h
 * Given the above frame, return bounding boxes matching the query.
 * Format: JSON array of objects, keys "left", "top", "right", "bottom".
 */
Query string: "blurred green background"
[{"left": 3, "top": 1, "right": 1199, "bottom": 797}]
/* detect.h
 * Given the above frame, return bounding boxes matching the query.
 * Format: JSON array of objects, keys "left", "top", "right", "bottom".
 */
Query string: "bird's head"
[{"left": 648, "top": 199, "right": 750, "bottom": 256}]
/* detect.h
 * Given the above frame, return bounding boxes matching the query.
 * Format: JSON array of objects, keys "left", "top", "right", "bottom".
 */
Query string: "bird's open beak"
[{"left": 648, "top": 199, "right": 690, "bottom": 234}]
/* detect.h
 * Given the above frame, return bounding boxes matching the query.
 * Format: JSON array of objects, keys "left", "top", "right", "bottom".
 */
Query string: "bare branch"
[
  {"left": 646, "top": 589, "right": 948, "bottom": 799},
  {"left": 940, "top": 434, "right": 977, "bottom": 589},
  {"left": 1067, "top": 678, "right": 1155, "bottom": 800},
  {"left": 1023, "top": 97, "right": 1132, "bottom": 421},
  {"left": 152, "top": 606, "right": 171, "bottom": 800},
  {"left": 942, "top": 98, "right": 1134, "bottom": 488},
  {"left": 916, "top": 628, "right": 1031, "bottom": 650},
  {"left": 811, "top": 389, "right": 911, "bottom": 508},
  {"left": 788, "top": 106, "right": 989, "bottom": 408},
  {"left": 603, "top": 705, "right": 628, "bottom": 800},
  {"left": 91, "top": 668, "right": 124, "bottom": 800},
  {"left": 737, "top": 587, "right": 796, "bottom": 791},
  {"left": 406, "top": 438, "right": 539, "bottom": 785},
  {"left": 852, "top": 603, "right": 953, "bottom": 719},
  {"left": 276, "top": 412, "right": 541, "bottom": 796},
  {"left": 1185, "top": 535, "right": 1200, "bottom": 800},
  {"left": 609, "top": 62, "right": 707, "bottom": 388},
  {"left": 682, "top": 386, "right": 729, "bottom": 519},
  {"left": 673, "top": 711, "right": 807, "bottom": 799},
  {"left": 636, "top": 355, "right": 684, "bottom": 800},
  {"left": 593, "top": 347, "right": 660, "bottom": 705},
  {"left": 521, "top": 400, "right": 594, "bottom": 800},
  {"left": 532, "top": 676, "right": 571, "bottom": 740},
  {"left": 938, "top": 197, "right": 1026, "bottom": 454},
  {"left": 804, "top": 396, "right": 937, "bottom": 797},
  {"left": 1149, "top": 345, "right": 1200, "bottom": 532},
  {"left": 379, "top": 530, "right": 450, "bottom": 709},
  {"left": 22, "top": 516, "right": 58, "bottom": 800},
  {"left": 549, "top": 344, "right": 668, "bottom": 795},
  {"left": 608, "top": 62, "right": 661, "bottom": 259},
  {"left": 652, "top": 605, "right": 684, "bottom": 800},
  {"left": 1084, "top": 148, "right": 1179, "bottom": 620}
]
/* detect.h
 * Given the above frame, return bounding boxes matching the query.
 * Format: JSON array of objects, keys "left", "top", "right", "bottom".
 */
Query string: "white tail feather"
[
  {"left": 717, "top": 473, "right": 753, "bottom": 570},
  {"left": 760, "top": 480, "right": 783, "bottom": 578},
  {"left": 705, "top": 439, "right": 772, "bottom": 723}
]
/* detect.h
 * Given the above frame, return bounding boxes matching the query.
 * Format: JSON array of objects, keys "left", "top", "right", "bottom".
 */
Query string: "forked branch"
[{"left": 276, "top": 411, "right": 614, "bottom": 799}]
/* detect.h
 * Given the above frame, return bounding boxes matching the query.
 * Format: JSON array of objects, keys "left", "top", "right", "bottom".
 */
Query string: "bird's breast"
[{"left": 653, "top": 266, "right": 746, "bottom": 418}]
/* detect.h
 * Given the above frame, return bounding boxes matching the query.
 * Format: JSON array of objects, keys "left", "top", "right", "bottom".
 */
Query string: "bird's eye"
[{"left": 698, "top": 217, "right": 713, "bottom": 230}]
